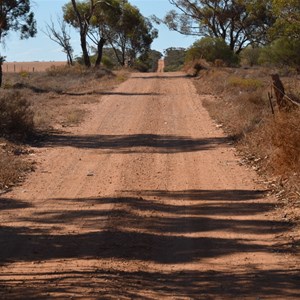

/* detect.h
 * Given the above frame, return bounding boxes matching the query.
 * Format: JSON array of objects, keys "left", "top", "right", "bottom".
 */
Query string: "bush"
[
  {"left": 0, "top": 91, "right": 34, "bottom": 139},
  {"left": 102, "top": 55, "right": 115, "bottom": 69},
  {"left": 46, "top": 64, "right": 83, "bottom": 76},
  {"left": 185, "top": 37, "right": 239, "bottom": 66},
  {"left": 164, "top": 47, "right": 186, "bottom": 72},
  {"left": 259, "top": 38, "right": 300, "bottom": 68},
  {"left": 240, "top": 47, "right": 262, "bottom": 66}
]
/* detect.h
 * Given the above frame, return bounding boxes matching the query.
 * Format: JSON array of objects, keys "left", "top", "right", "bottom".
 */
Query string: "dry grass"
[
  {"left": 0, "top": 141, "right": 34, "bottom": 190},
  {"left": 0, "top": 64, "right": 130, "bottom": 191},
  {"left": 0, "top": 91, "right": 34, "bottom": 140},
  {"left": 193, "top": 66, "right": 300, "bottom": 215},
  {"left": 2, "top": 65, "right": 128, "bottom": 130},
  {"left": 3, "top": 61, "right": 67, "bottom": 73}
]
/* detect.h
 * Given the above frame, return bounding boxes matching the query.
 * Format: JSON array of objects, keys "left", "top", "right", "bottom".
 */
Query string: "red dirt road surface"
[{"left": 0, "top": 72, "right": 299, "bottom": 299}]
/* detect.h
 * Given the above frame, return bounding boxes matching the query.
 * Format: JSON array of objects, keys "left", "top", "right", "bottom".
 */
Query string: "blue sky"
[{"left": 1, "top": 0, "right": 198, "bottom": 62}]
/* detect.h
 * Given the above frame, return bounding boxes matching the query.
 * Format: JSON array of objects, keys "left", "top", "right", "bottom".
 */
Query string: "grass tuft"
[
  {"left": 194, "top": 67, "right": 300, "bottom": 197},
  {"left": 0, "top": 91, "right": 34, "bottom": 140}
]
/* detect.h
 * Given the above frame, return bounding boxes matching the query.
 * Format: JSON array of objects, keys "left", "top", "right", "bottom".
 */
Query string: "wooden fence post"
[{"left": 271, "top": 74, "right": 285, "bottom": 110}]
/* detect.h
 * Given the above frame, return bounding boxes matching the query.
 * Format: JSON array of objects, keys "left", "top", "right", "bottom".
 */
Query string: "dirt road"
[{"left": 0, "top": 72, "right": 299, "bottom": 299}]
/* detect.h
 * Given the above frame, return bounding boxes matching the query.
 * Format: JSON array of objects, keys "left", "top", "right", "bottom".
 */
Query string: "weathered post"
[{"left": 271, "top": 74, "right": 285, "bottom": 110}]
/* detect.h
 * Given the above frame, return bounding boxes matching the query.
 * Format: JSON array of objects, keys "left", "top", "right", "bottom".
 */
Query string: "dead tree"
[{"left": 44, "top": 17, "right": 74, "bottom": 66}]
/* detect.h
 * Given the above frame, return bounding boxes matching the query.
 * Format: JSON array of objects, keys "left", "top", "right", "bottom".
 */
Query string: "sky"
[{"left": 1, "top": 0, "right": 198, "bottom": 62}]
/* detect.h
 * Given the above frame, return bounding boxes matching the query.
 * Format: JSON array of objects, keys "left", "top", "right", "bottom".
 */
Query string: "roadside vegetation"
[
  {"left": 192, "top": 68, "right": 299, "bottom": 201},
  {"left": 0, "top": 0, "right": 156, "bottom": 192},
  {"left": 0, "top": 0, "right": 299, "bottom": 218},
  {"left": 153, "top": 0, "right": 300, "bottom": 225},
  {"left": 0, "top": 65, "right": 130, "bottom": 192}
]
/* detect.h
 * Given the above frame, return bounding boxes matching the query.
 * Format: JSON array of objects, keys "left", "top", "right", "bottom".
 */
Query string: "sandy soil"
[{"left": 0, "top": 72, "right": 299, "bottom": 299}]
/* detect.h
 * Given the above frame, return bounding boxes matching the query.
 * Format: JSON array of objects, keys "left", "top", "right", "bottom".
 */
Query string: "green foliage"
[
  {"left": 102, "top": 48, "right": 122, "bottom": 68},
  {"left": 0, "top": 91, "right": 34, "bottom": 139},
  {"left": 64, "top": 0, "right": 157, "bottom": 67},
  {"left": 185, "top": 37, "right": 239, "bottom": 66},
  {"left": 163, "top": 0, "right": 274, "bottom": 53},
  {"left": 240, "top": 47, "right": 262, "bottom": 66},
  {"left": 259, "top": 38, "right": 300, "bottom": 68},
  {"left": 271, "top": 0, "right": 300, "bottom": 38},
  {"left": 101, "top": 56, "right": 115, "bottom": 69},
  {"left": 106, "top": 0, "right": 158, "bottom": 65},
  {"left": 0, "top": 0, "right": 37, "bottom": 41},
  {"left": 134, "top": 50, "right": 163, "bottom": 72},
  {"left": 164, "top": 47, "right": 186, "bottom": 72}
]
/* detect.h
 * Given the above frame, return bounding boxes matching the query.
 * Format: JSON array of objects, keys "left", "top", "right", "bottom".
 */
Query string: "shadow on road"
[
  {"left": 1, "top": 268, "right": 298, "bottom": 299},
  {"left": 37, "top": 134, "right": 230, "bottom": 154},
  {"left": 131, "top": 74, "right": 189, "bottom": 80},
  {"left": 12, "top": 82, "right": 162, "bottom": 97},
  {"left": 0, "top": 190, "right": 297, "bottom": 298}
]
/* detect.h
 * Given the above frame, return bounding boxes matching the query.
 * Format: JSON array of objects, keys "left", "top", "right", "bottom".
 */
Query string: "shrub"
[
  {"left": 164, "top": 47, "right": 186, "bottom": 72},
  {"left": 46, "top": 64, "right": 86, "bottom": 77},
  {"left": 240, "top": 46, "right": 262, "bottom": 66},
  {"left": 185, "top": 37, "right": 239, "bottom": 66},
  {"left": 0, "top": 151, "right": 33, "bottom": 189},
  {"left": 258, "top": 38, "right": 300, "bottom": 68},
  {"left": 0, "top": 91, "right": 34, "bottom": 139},
  {"left": 19, "top": 70, "right": 29, "bottom": 78},
  {"left": 102, "top": 55, "right": 115, "bottom": 69}
]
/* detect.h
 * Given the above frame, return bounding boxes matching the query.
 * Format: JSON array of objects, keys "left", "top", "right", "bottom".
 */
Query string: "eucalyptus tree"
[
  {"left": 160, "top": 0, "right": 274, "bottom": 54},
  {"left": 105, "top": 1, "right": 158, "bottom": 66},
  {"left": 271, "top": 0, "right": 300, "bottom": 38},
  {"left": 64, "top": 0, "right": 157, "bottom": 67},
  {"left": 63, "top": 0, "right": 96, "bottom": 67}
]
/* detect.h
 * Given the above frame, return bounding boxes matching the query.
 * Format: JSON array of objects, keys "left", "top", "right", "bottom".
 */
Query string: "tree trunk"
[
  {"left": 0, "top": 63, "right": 2, "bottom": 88},
  {"left": 81, "top": 32, "right": 91, "bottom": 67},
  {"left": 71, "top": 0, "right": 91, "bottom": 68},
  {"left": 67, "top": 53, "right": 73, "bottom": 66},
  {"left": 0, "top": 57, "right": 3, "bottom": 87},
  {"left": 95, "top": 37, "right": 106, "bottom": 67}
]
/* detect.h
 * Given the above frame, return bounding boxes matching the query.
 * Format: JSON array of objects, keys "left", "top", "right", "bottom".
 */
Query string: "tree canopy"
[
  {"left": 161, "top": 0, "right": 274, "bottom": 54},
  {"left": 0, "top": 0, "right": 36, "bottom": 42},
  {"left": 63, "top": 0, "right": 157, "bottom": 67},
  {"left": 271, "top": 0, "right": 300, "bottom": 38}
]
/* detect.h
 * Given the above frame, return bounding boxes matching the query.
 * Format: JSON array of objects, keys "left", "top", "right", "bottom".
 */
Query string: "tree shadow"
[
  {"left": 0, "top": 198, "right": 32, "bottom": 210},
  {"left": 0, "top": 191, "right": 297, "bottom": 298},
  {"left": 131, "top": 74, "right": 189, "bottom": 80},
  {"left": 12, "top": 82, "right": 162, "bottom": 97},
  {"left": 0, "top": 190, "right": 293, "bottom": 265},
  {"left": 0, "top": 226, "right": 284, "bottom": 265},
  {"left": 37, "top": 133, "right": 230, "bottom": 154},
  {"left": 2, "top": 268, "right": 298, "bottom": 299},
  {"left": 62, "top": 91, "right": 162, "bottom": 97},
  {"left": 125, "top": 189, "right": 268, "bottom": 201}
]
